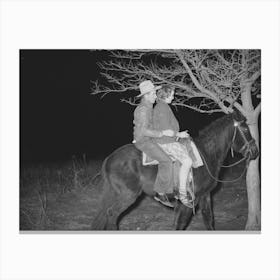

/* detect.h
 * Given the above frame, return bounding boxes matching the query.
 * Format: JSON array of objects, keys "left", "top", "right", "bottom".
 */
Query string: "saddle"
[{"left": 184, "top": 139, "right": 204, "bottom": 168}]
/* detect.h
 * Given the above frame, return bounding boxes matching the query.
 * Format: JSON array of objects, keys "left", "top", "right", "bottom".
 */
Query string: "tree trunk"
[
  {"left": 245, "top": 121, "right": 261, "bottom": 230},
  {"left": 240, "top": 78, "right": 261, "bottom": 230}
]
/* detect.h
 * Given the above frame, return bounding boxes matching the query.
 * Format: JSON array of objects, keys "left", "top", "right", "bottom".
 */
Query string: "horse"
[{"left": 91, "top": 110, "right": 259, "bottom": 230}]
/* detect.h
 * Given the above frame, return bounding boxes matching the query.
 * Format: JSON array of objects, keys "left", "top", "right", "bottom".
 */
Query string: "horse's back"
[
  {"left": 102, "top": 143, "right": 157, "bottom": 195},
  {"left": 104, "top": 144, "right": 141, "bottom": 174}
]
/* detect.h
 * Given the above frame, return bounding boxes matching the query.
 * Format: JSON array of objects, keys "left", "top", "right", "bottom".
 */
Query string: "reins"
[
  {"left": 221, "top": 154, "right": 248, "bottom": 168},
  {"left": 196, "top": 123, "right": 251, "bottom": 183},
  {"left": 199, "top": 151, "right": 250, "bottom": 183}
]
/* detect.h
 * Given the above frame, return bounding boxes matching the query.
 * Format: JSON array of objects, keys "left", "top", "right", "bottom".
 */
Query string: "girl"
[{"left": 153, "top": 85, "right": 195, "bottom": 207}]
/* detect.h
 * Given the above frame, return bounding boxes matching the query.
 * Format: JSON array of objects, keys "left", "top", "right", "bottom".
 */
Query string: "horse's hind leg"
[
  {"left": 91, "top": 185, "right": 141, "bottom": 230},
  {"left": 173, "top": 203, "right": 194, "bottom": 230},
  {"left": 105, "top": 192, "right": 140, "bottom": 230},
  {"left": 200, "top": 192, "right": 214, "bottom": 230}
]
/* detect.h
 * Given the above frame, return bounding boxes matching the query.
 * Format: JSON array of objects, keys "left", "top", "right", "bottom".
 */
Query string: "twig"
[{"left": 20, "top": 209, "right": 40, "bottom": 226}]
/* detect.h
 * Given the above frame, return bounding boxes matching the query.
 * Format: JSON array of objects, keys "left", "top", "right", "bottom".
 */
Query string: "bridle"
[
  {"left": 232, "top": 120, "right": 256, "bottom": 159},
  {"left": 199, "top": 119, "right": 254, "bottom": 183}
]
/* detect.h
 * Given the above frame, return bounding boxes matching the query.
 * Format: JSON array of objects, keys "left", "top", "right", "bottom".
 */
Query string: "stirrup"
[
  {"left": 179, "top": 188, "right": 195, "bottom": 209},
  {"left": 186, "top": 188, "right": 195, "bottom": 203}
]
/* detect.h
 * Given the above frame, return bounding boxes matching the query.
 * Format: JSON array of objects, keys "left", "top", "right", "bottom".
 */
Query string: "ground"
[{"left": 20, "top": 158, "right": 248, "bottom": 231}]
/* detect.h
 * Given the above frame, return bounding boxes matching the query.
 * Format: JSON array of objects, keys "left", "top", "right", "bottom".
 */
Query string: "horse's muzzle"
[{"left": 248, "top": 140, "right": 259, "bottom": 160}]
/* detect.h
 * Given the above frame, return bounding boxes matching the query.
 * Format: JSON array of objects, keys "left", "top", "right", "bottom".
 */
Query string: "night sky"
[{"left": 20, "top": 50, "right": 219, "bottom": 164}]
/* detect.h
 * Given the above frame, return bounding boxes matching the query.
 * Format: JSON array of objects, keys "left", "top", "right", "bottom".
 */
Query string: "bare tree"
[{"left": 91, "top": 49, "right": 261, "bottom": 230}]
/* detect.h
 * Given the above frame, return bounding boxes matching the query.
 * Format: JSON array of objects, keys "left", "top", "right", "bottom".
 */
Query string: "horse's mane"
[{"left": 195, "top": 113, "right": 234, "bottom": 147}]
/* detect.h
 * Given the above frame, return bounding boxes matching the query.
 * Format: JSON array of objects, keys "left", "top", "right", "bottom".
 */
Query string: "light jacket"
[{"left": 133, "top": 99, "right": 162, "bottom": 144}]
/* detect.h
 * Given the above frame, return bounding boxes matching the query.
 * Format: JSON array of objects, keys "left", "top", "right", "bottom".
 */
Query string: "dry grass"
[
  {"left": 20, "top": 157, "right": 103, "bottom": 230},
  {"left": 20, "top": 156, "right": 248, "bottom": 231}
]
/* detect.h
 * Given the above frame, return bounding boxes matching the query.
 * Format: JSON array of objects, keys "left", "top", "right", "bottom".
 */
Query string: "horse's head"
[{"left": 230, "top": 111, "right": 259, "bottom": 160}]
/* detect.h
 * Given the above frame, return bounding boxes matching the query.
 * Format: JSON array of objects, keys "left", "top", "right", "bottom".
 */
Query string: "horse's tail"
[
  {"left": 91, "top": 156, "right": 116, "bottom": 230},
  {"left": 91, "top": 201, "right": 108, "bottom": 230},
  {"left": 91, "top": 186, "right": 118, "bottom": 230}
]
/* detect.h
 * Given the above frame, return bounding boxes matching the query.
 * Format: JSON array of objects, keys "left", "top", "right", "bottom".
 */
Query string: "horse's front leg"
[
  {"left": 173, "top": 203, "right": 193, "bottom": 230},
  {"left": 200, "top": 192, "right": 215, "bottom": 230}
]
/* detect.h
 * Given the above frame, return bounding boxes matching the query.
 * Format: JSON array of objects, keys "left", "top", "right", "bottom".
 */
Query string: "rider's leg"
[
  {"left": 135, "top": 140, "right": 173, "bottom": 194},
  {"left": 179, "top": 157, "right": 195, "bottom": 206},
  {"left": 158, "top": 141, "right": 195, "bottom": 206},
  {"left": 179, "top": 157, "right": 192, "bottom": 191},
  {"left": 135, "top": 140, "right": 175, "bottom": 207},
  {"left": 157, "top": 141, "right": 192, "bottom": 196}
]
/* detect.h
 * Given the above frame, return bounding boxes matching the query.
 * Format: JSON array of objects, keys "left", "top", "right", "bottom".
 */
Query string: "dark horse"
[{"left": 91, "top": 111, "right": 259, "bottom": 230}]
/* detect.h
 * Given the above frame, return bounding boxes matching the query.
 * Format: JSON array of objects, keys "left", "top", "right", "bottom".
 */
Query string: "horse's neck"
[
  {"left": 216, "top": 123, "right": 234, "bottom": 165},
  {"left": 196, "top": 117, "right": 234, "bottom": 170}
]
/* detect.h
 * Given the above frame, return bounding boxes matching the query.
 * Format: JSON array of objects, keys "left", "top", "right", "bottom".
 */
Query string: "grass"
[
  {"left": 20, "top": 155, "right": 249, "bottom": 231},
  {"left": 20, "top": 156, "right": 103, "bottom": 230}
]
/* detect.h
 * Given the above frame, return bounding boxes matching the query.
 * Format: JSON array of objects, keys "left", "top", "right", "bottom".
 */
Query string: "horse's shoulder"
[{"left": 191, "top": 137, "right": 204, "bottom": 155}]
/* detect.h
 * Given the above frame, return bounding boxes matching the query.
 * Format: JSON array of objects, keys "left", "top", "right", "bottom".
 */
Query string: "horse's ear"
[{"left": 232, "top": 109, "right": 245, "bottom": 121}]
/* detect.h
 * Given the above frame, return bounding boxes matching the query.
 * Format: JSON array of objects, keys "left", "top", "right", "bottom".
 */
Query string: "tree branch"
[
  {"left": 91, "top": 49, "right": 260, "bottom": 116},
  {"left": 246, "top": 70, "right": 261, "bottom": 85}
]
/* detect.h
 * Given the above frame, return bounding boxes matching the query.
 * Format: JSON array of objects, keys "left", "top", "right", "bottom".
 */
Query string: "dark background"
[{"left": 20, "top": 50, "right": 220, "bottom": 164}]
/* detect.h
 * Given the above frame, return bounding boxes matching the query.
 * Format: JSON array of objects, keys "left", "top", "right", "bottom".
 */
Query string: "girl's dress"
[{"left": 153, "top": 99, "right": 192, "bottom": 163}]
